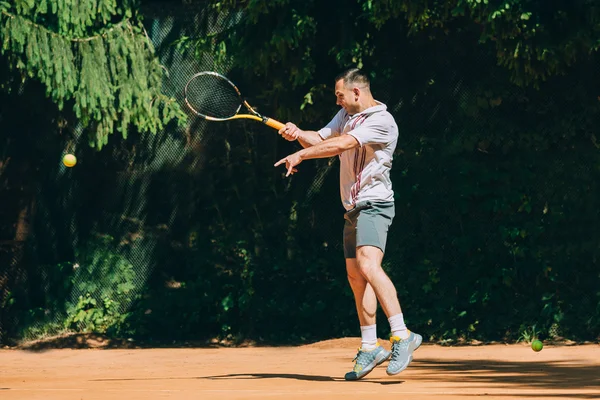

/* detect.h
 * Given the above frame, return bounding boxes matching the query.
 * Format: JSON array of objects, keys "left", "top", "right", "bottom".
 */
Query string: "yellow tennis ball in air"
[
  {"left": 531, "top": 340, "right": 543, "bottom": 352},
  {"left": 63, "top": 154, "right": 77, "bottom": 168}
]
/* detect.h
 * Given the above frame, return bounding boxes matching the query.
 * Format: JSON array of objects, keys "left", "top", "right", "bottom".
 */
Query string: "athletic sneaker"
[
  {"left": 386, "top": 331, "right": 422, "bottom": 375},
  {"left": 344, "top": 344, "right": 391, "bottom": 381}
]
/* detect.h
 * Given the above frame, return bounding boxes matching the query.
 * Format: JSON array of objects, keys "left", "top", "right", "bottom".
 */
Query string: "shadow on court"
[
  {"left": 205, "top": 373, "right": 339, "bottom": 382},
  {"left": 92, "top": 373, "right": 405, "bottom": 385},
  {"left": 88, "top": 357, "right": 600, "bottom": 392},
  {"left": 202, "top": 373, "right": 405, "bottom": 384},
  {"left": 411, "top": 358, "right": 600, "bottom": 390}
]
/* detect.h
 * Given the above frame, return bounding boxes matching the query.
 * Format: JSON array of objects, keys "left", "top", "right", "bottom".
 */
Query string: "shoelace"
[
  {"left": 391, "top": 339, "right": 409, "bottom": 357},
  {"left": 352, "top": 348, "right": 371, "bottom": 367}
]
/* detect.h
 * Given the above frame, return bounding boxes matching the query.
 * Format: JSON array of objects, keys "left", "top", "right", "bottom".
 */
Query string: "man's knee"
[
  {"left": 356, "top": 262, "right": 380, "bottom": 281},
  {"left": 356, "top": 258, "right": 381, "bottom": 280},
  {"left": 356, "top": 246, "right": 384, "bottom": 278}
]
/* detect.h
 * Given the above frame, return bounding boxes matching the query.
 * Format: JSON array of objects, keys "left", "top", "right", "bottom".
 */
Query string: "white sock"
[
  {"left": 360, "top": 324, "right": 378, "bottom": 351},
  {"left": 388, "top": 313, "right": 409, "bottom": 340}
]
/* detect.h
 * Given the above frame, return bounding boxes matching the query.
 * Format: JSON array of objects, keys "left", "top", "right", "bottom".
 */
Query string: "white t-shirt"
[{"left": 318, "top": 102, "right": 399, "bottom": 211}]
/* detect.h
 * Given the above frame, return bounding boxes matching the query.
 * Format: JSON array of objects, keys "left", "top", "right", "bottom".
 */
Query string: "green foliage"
[
  {"left": 2, "top": 1, "right": 600, "bottom": 345},
  {"left": 359, "top": 0, "right": 600, "bottom": 86},
  {"left": 194, "top": 0, "right": 600, "bottom": 91},
  {"left": 60, "top": 236, "right": 138, "bottom": 333},
  {"left": 390, "top": 144, "right": 600, "bottom": 343},
  {"left": 130, "top": 0, "right": 598, "bottom": 344},
  {"left": 4, "top": 237, "right": 139, "bottom": 339},
  {"left": 518, "top": 324, "right": 540, "bottom": 343},
  {"left": 0, "top": 0, "right": 186, "bottom": 149},
  {"left": 65, "top": 293, "right": 124, "bottom": 333}
]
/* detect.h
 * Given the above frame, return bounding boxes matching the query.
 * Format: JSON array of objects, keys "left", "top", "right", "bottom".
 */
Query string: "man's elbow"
[{"left": 341, "top": 135, "right": 361, "bottom": 150}]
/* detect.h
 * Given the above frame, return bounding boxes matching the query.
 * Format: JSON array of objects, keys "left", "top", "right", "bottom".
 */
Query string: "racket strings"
[{"left": 185, "top": 74, "right": 242, "bottom": 119}]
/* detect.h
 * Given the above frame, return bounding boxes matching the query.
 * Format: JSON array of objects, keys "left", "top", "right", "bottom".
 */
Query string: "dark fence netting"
[{"left": 1, "top": 2, "right": 599, "bottom": 345}]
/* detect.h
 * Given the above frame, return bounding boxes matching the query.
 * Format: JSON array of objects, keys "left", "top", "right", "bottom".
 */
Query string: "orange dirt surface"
[{"left": 1, "top": 338, "right": 599, "bottom": 400}]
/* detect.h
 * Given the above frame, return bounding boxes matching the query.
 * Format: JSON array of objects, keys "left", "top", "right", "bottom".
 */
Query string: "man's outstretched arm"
[{"left": 274, "top": 134, "right": 359, "bottom": 176}]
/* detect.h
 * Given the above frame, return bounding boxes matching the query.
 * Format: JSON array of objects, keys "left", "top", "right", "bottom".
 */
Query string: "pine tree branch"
[
  {"left": 0, "top": 7, "right": 187, "bottom": 149},
  {"left": 0, "top": 10, "right": 129, "bottom": 43}
]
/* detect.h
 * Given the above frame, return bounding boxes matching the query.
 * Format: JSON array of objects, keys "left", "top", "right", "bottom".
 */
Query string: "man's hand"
[
  {"left": 278, "top": 122, "right": 302, "bottom": 142},
  {"left": 274, "top": 152, "right": 303, "bottom": 177}
]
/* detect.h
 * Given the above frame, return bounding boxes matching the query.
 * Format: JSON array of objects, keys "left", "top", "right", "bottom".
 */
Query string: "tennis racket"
[{"left": 184, "top": 71, "right": 285, "bottom": 131}]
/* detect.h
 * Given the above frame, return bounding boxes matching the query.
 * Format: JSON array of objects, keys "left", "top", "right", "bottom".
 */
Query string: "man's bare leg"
[
  {"left": 346, "top": 258, "right": 377, "bottom": 326},
  {"left": 354, "top": 245, "right": 402, "bottom": 318},
  {"left": 354, "top": 245, "right": 422, "bottom": 376},
  {"left": 344, "top": 257, "right": 391, "bottom": 381}
]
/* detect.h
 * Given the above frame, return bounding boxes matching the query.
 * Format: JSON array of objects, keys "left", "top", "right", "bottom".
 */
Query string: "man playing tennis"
[{"left": 274, "top": 68, "right": 422, "bottom": 380}]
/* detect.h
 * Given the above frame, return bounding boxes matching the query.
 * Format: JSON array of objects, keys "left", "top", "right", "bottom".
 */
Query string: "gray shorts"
[{"left": 343, "top": 201, "right": 395, "bottom": 259}]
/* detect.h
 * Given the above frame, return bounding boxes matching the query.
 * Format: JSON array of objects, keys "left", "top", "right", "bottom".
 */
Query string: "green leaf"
[{"left": 222, "top": 294, "right": 234, "bottom": 311}]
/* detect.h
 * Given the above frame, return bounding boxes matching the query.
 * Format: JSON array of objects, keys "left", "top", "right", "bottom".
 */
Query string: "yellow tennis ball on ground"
[
  {"left": 531, "top": 340, "right": 543, "bottom": 352},
  {"left": 63, "top": 154, "right": 77, "bottom": 167}
]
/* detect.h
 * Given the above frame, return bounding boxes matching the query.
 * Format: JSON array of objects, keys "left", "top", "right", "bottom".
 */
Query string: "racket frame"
[{"left": 184, "top": 71, "right": 284, "bottom": 130}]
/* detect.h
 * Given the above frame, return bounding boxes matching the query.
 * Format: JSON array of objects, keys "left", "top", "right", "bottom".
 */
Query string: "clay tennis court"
[{"left": 1, "top": 337, "right": 599, "bottom": 399}]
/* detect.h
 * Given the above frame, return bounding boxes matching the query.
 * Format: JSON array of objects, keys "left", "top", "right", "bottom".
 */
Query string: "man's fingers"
[{"left": 275, "top": 155, "right": 299, "bottom": 176}]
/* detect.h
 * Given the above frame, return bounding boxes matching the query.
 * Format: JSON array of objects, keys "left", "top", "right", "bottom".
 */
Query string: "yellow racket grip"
[{"left": 264, "top": 118, "right": 285, "bottom": 131}]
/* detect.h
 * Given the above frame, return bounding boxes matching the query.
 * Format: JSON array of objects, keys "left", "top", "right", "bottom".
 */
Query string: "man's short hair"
[{"left": 335, "top": 68, "right": 370, "bottom": 89}]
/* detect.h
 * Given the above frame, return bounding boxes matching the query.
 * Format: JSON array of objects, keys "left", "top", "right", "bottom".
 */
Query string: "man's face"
[{"left": 335, "top": 79, "right": 359, "bottom": 114}]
